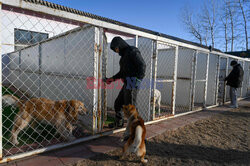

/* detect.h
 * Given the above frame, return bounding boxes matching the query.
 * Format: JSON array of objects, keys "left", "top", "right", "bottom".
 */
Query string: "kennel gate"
[{"left": 1, "top": 0, "right": 250, "bottom": 163}]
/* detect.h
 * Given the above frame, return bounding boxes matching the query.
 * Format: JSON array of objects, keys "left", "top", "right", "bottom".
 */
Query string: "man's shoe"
[{"left": 229, "top": 105, "right": 238, "bottom": 108}]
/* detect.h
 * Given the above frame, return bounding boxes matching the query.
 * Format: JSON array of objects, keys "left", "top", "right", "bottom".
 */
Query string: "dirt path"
[{"left": 74, "top": 104, "right": 250, "bottom": 166}]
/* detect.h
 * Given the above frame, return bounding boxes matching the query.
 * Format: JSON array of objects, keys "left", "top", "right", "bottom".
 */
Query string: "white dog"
[{"left": 151, "top": 89, "right": 161, "bottom": 113}]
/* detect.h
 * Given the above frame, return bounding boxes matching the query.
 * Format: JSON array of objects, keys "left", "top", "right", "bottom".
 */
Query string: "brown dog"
[
  {"left": 121, "top": 104, "right": 147, "bottom": 164},
  {"left": 3, "top": 94, "right": 87, "bottom": 145}
]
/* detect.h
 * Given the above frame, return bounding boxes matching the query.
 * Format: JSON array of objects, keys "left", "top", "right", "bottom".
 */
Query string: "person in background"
[
  {"left": 224, "top": 60, "right": 244, "bottom": 108},
  {"left": 103, "top": 36, "right": 146, "bottom": 129}
]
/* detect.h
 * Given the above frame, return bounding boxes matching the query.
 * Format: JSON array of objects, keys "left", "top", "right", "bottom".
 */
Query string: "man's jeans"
[{"left": 229, "top": 87, "right": 238, "bottom": 107}]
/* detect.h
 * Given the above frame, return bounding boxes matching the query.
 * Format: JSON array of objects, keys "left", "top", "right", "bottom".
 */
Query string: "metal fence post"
[
  {"left": 134, "top": 35, "right": 138, "bottom": 47},
  {"left": 38, "top": 44, "right": 42, "bottom": 97},
  {"left": 189, "top": 50, "right": 195, "bottom": 111},
  {"left": 246, "top": 62, "right": 250, "bottom": 96},
  {"left": 191, "top": 51, "right": 197, "bottom": 110},
  {"left": 93, "top": 27, "right": 100, "bottom": 134},
  {"left": 171, "top": 46, "right": 178, "bottom": 115},
  {"left": 215, "top": 56, "right": 221, "bottom": 105},
  {"left": 203, "top": 53, "right": 210, "bottom": 108},
  {"left": 0, "top": 1, "right": 2, "bottom": 160},
  {"left": 223, "top": 58, "right": 229, "bottom": 104},
  {"left": 97, "top": 28, "right": 104, "bottom": 132},
  {"left": 151, "top": 40, "right": 158, "bottom": 120},
  {"left": 102, "top": 32, "right": 108, "bottom": 126},
  {"left": 240, "top": 61, "right": 245, "bottom": 98}
]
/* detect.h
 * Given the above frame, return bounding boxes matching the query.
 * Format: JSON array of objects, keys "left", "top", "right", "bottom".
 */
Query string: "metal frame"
[
  {"left": 203, "top": 53, "right": 210, "bottom": 107},
  {"left": 240, "top": 61, "right": 245, "bottom": 97},
  {"left": 102, "top": 33, "right": 108, "bottom": 126},
  {"left": 152, "top": 40, "right": 158, "bottom": 120},
  {"left": 171, "top": 46, "right": 178, "bottom": 115},
  {"left": 0, "top": 1, "right": 2, "bottom": 160},
  {"left": 92, "top": 27, "right": 100, "bottom": 134},
  {"left": 97, "top": 27, "right": 104, "bottom": 132},
  {"left": 223, "top": 58, "right": 229, "bottom": 104},
  {"left": 215, "top": 56, "right": 221, "bottom": 105},
  {"left": 0, "top": 0, "right": 249, "bottom": 163},
  {"left": 1, "top": 0, "right": 249, "bottom": 63},
  {"left": 189, "top": 50, "right": 195, "bottom": 110},
  {"left": 191, "top": 51, "right": 198, "bottom": 110}
]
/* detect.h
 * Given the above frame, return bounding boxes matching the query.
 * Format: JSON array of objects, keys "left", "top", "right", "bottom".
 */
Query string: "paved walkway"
[{"left": 1, "top": 99, "right": 249, "bottom": 166}]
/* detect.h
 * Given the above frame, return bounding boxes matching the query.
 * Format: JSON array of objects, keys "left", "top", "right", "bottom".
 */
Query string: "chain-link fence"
[
  {"left": 152, "top": 42, "right": 176, "bottom": 119},
  {"left": 175, "top": 47, "right": 194, "bottom": 114},
  {"left": 1, "top": 5, "right": 102, "bottom": 158},
  {"left": 0, "top": 1, "right": 250, "bottom": 163}
]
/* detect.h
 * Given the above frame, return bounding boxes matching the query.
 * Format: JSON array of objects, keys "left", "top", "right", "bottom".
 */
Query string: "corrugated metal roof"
[{"left": 23, "top": 0, "right": 221, "bottom": 52}]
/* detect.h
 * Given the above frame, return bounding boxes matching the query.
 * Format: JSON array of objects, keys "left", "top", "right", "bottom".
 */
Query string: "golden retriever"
[{"left": 3, "top": 94, "right": 87, "bottom": 145}]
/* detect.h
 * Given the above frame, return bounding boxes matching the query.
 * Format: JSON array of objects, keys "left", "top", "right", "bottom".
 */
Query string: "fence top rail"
[{"left": 1, "top": 0, "right": 249, "bottom": 62}]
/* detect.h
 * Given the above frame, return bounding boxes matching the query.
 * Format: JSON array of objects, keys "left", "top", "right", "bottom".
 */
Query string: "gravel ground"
[{"left": 73, "top": 103, "right": 250, "bottom": 166}]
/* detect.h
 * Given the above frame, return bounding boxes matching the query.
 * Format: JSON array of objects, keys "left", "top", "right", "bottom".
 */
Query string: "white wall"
[
  {"left": 194, "top": 52, "right": 208, "bottom": 104},
  {"left": 206, "top": 54, "right": 219, "bottom": 106},
  {"left": 176, "top": 48, "right": 194, "bottom": 107},
  {"left": 5, "top": 26, "right": 96, "bottom": 131},
  {"left": 1, "top": 9, "right": 78, "bottom": 54}
]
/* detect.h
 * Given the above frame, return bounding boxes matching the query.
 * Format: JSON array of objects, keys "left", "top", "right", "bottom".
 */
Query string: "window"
[{"left": 14, "top": 28, "right": 48, "bottom": 50}]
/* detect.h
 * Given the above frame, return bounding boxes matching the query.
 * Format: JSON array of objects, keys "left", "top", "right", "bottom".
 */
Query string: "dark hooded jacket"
[
  {"left": 225, "top": 63, "right": 244, "bottom": 88},
  {"left": 110, "top": 37, "right": 146, "bottom": 82}
]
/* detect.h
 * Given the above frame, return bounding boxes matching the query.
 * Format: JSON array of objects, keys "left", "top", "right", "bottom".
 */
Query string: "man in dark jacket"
[
  {"left": 104, "top": 36, "right": 146, "bottom": 128},
  {"left": 224, "top": 60, "right": 244, "bottom": 108}
]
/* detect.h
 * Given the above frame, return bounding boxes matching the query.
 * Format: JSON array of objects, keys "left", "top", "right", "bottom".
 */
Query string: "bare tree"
[
  {"left": 220, "top": 0, "right": 230, "bottom": 51},
  {"left": 200, "top": 0, "right": 218, "bottom": 48},
  {"left": 181, "top": 6, "right": 204, "bottom": 45},
  {"left": 237, "top": 0, "right": 248, "bottom": 50},
  {"left": 180, "top": 0, "right": 248, "bottom": 52},
  {"left": 226, "top": 0, "right": 240, "bottom": 51}
]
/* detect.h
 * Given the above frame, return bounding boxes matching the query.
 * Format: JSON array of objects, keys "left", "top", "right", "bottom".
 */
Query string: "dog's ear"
[{"left": 128, "top": 104, "right": 135, "bottom": 111}]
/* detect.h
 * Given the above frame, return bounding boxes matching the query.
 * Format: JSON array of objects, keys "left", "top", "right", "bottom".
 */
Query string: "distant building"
[{"left": 226, "top": 50, "right": 250, "bottom": 58}]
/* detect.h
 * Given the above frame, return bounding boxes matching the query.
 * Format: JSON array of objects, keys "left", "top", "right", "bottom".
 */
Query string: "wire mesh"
[
  {"left": 242, "top": 62, "right": 250, "bottom": 97},
  {"left": 137, "top": 37, "right": 154, "bottom": 121},
  {"left": 1, "top": 1, "right": 250, "bottom": 162},
  {"left": 247, "top": 62, "right": 250, "bottom": 96},
  {"left": 102, "top": 32, "right": 135, "bottom": 129},
  {"left": 206, "top": 54, "right": 219, "bottom": 106},
  {"left": 225, "top": 58, "right": 234, "bottom": 102},
  {"left": 175, "top": 47, "right": 194, "bottom": 114},
  {"left": 218, "top": 57, "right": 227, "bottom": 104},
  {"left": 193, "top": 52, "right": 208, "bottom": 108},
  {"left": 237, "top": 60, "right": 244, "bottom": 98},
  {"left": 1, "top": 6, "right": 97, "bottom": 157},
  {"left": 153, "top": 43, "right": 176, "bottom": 118}
]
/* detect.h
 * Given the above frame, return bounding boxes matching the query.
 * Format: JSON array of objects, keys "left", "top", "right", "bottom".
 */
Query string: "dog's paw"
[
  {"left": 11, "top": 137, "right": 19, "bottom": 145},
  {"left": 141, "top": 159, "right": 148, "bottom": 164}
]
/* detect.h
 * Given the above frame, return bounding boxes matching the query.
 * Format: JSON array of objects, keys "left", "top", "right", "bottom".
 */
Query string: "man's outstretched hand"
[{"left": 103, "top": 77, "right": 113, "bottom": 85}]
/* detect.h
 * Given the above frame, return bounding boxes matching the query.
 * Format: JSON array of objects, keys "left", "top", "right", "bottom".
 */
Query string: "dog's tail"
[
  {"left": 132, "top": 125, "right": 143, "bottom": 152},
  {"left": 2, "top": 94, "right": 20, "bottom": 107}
]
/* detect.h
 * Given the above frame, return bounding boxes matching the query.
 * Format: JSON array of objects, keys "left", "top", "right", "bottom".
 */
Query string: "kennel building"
[{"left": 0, "top": 0, "right": 249, "bottom": 163}]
